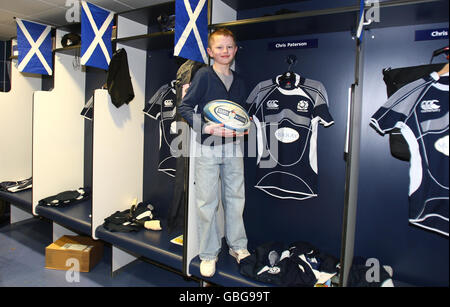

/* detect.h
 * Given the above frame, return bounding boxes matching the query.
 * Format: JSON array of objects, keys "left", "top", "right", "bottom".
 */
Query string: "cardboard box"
[{"left": 45, "top": 235, "right": 103, "bottom": 272}]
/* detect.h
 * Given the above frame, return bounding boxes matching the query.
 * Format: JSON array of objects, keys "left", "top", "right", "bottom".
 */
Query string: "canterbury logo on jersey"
[
  {"left": 420, "top": 100, "right": 441, "bottom": 113},
  {"left": 297, "top": 100, "right": 309, "bottom": 112},
  {"left": 267, "top": 100, "right": 279, "bottom": 109}
]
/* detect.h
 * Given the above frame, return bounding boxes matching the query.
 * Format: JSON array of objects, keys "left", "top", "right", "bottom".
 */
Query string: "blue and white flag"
[
  {"left": 174, "top": 0, "right": 208, "bottom": 64},
  {"left": 80, "top": 1, "right": 114, "bottom": 70},
  {"left": 356, "top": 0, "right": 365, "bottom": 41},
  {"left": 16, "top": 19, "right": 53, "bottom": 75}
]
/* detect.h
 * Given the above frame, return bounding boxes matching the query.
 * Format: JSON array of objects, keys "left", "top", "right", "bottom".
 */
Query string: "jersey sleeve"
[
  {"left": 310, "top": 80, "right": 334, "bottom": 127},
  {"left": 370, "top": 78, "right": 428, "bottom": 134},
  {"left": 143, "top": 83, "right": 171, "bottom": 120},
  {"left": 246, "top": 82, "right": 262, "bottom": 116},
  {"left": 246, "top": 79, "right": 274, "bottom": 116}
]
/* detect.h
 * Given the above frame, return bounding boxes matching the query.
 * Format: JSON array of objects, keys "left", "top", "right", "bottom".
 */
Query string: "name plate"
[
  {"left": 268, "top": 39, "right": 318, "bottom": 50},
  {"left": 415, "top": 28, "right": 448, "bottom": 41}
]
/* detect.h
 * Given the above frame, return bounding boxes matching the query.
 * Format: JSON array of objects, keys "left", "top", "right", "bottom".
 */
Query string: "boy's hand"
[{"left": 204, "top": 123, "right": 248, "bottom": 137}]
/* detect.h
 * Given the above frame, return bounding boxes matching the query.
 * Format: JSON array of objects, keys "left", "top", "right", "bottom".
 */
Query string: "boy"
[{"left": 178, "top": 28, "right": 250, "bottom": 277}]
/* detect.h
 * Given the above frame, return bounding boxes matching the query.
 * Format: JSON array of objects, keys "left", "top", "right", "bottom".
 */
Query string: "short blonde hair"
[{"left": 208, "top": 28, "right": 236, "bottom": 48}]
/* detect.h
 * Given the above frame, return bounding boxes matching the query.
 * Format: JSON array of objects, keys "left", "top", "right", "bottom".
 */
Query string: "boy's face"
[{"left": 207, "top": 34, "right": 238, "bottom": 66}]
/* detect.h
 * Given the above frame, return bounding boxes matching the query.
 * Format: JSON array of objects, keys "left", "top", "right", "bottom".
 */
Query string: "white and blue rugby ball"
[{"left": 203, "top": 100, "right": 251, "bottom": 132}]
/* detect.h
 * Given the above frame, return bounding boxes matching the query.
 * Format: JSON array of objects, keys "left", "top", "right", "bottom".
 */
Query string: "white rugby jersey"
[
  {"left": 143, "top": 80, "right": 177, "bottom": 178},
  {"left": 371, "top": 72, "right": 449, "bottom": 236},
  {"left": 247, "top": 73, "right": 334, "bottom": 201}
]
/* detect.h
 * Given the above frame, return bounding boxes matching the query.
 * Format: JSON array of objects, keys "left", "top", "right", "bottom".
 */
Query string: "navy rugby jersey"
[
  {"left": 143, "top": 81, "right": 177, "bottom": 178},
  {"left": 371, "top": 72, "right": 449, "bottom": 236},
  {"left": 247, "top": 73, "right": 334, "bottom": 201}
]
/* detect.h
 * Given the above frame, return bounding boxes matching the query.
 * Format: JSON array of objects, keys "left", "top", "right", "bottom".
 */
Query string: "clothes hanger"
[
  {"left": 278, "top": 54, "right": 298, "bottom": 89},
  {"left": 431, "top": 45, "right": 449, "bottom": 63},
  {"left": 383, "top": 45, "right": 448, "bottom": 73},
  {"left": 432, "top": 46, "right": 449, "bottom": 75}
]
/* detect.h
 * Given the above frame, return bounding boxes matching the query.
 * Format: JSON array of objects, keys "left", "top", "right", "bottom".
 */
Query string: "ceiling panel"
[
  {"left": 0, "top": 0, "right": 56, "bottom": 16},
  {"left": 37, "top": 0, "right": 68, "bottom": 7},
  {"left": 87, "top": 0, "right": 136, "bottom": 13},
  {"left": 118, "top": 0, "right": 172, "bottom": 10},
  {"left": 32, "top": 6, "right": 69, "bottom": 26},
  {"left": 0, "top": 10, "right": 20, "bottom": 24},
  {"left": 0, "top": 0, "right": 165, "bottom": 40}
]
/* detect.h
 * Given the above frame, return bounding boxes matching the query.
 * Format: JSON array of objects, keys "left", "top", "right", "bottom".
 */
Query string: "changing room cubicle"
[
  {"left": 91, "top": 1, "right": 187, "bottom": 275},
  {"left": 185, "top": 0, "right": 358, "bottom": 286},
  {"left": 32, "top": 24, "right": 91, "bottom": 239},
  {"left": 31, "top": 22, "right": 106, "bottom": 240},
  {"left": 0, "top": 57, "right": 40, "bottom": 222},
  {"left": 352, "top": 0, "right": 449, "bottom": 287},
  {"left": 184, "top": 0, "right": 449, "bottom": 287}
]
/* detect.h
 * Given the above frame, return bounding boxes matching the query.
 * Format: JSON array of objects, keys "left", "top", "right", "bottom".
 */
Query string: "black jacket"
[{"left": 106, "top": 48, "right": 135, "bottom": 108}]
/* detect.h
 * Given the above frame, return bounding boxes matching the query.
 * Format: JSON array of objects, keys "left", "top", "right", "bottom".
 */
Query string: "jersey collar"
[
  {"left": 430, "top": 72, "right": 449, "bottom": 91},
  {"left": 274, "top": 73, "right": 301, "bottom": 95}
]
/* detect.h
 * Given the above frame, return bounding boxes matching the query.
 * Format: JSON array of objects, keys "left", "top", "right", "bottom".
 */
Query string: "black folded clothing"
[
  {"left": 239, "top": 241, "right": 340, "bottom": 287},
  {"left": 38, "top": 187, "right": 90, "bottom": 207},
  {"left": 103, "top": 201, "right": 157, "bottom": 232},
  {"left": 0, "top": 177, "right": 32, "bottom": 193}
]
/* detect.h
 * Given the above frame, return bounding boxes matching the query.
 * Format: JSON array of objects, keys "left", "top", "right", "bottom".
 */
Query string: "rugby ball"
[{"left": 203, "top": 100, "right": 251, "bottom": 132}]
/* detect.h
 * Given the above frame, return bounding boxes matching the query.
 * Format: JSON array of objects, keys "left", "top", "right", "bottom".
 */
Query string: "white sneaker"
[
  {"left": 200, "top": 258, "right": 217, "bottom": 277},
  {"left": 383, "top": 265, "right": 394, "bottom": 277},
  {"left": 229, "top": 248, "right": 250, "bottom": 263}
]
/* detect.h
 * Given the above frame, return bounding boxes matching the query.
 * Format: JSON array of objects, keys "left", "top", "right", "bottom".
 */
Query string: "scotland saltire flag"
[
  {"left": 80, "top": 1, "right": 114, "bottom": 70},
  {"left": 356, "top": 0, "right": 365, "bottom": 41},
  {"left": 174, "top": 0, "right": 208, "bottom": 64},
  {"left": 16, "top": 19, "right": 53, "bottom": 75}
]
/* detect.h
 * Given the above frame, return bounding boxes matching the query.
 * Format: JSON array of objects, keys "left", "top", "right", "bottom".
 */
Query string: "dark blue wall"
[
  {"left": 84, "top": 66, "right": 107, "bottom": 189},
  {"left": 236, "top": 30, "right": 356, "bottom": 258},
  {"left": 143, "top": 49, "right": 179, "bottom": 222},
  {"left": 355, "top": 22, "right": 449, "bottom": 286},
  {"left": 237, "top": 0, "right": 358, "bottom": 20}
]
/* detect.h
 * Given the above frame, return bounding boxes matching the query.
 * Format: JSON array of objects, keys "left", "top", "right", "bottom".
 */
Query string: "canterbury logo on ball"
[
  {"left": 233, "top": 113, "right": 247, "bottom": 124},
  {"left": 420, "top": 100, "right": 440, "bottom": 113}
]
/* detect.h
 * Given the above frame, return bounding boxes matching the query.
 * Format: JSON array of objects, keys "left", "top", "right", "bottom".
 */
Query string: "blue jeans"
[{"left": 195, "top": 142, "right": 248, "bottom": 261}]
